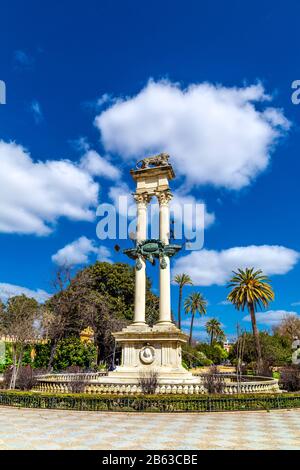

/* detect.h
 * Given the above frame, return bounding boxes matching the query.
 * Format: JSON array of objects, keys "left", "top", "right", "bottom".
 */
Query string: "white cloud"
[
  {"left": 172, "top": 245, "right": 299, "bottom": 286},
  {"left": 52, "top": 236, "right": 112, "bottom": 266},
  {"left": 97, "top": 245, "right": 112, "bottom": 263},
  {"left": 95, "top": 80, "right": 290, "bottom": 190},
  {"left": 30, "top": 100, "right": 43, "bottom": 124},
  {"left": 0, "top": 140, "right": 100, "bottom": 235},
  {"left": 243, "top": 310, "right": 299, "bottom": 326},
  {"left": 0, "top": 283, "right": 50, "bottom": 303},
  {"left": 14, "top": 50, "right": 33, "bottom": 67},
  {"left": 291, "top": 301, "right": 300, "bottom": 307},
  {"left": 80, "top": 149, "right": 121, "bottom": 180}
]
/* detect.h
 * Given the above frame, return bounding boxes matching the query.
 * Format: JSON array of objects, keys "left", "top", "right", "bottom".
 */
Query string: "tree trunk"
[
  {"left": 189, "top": 313, "right": 194, "bottom": 345},
  {"left": 178, "top": 287, "right": 183, "bottom": 330},
  {"left": 210, "top": 332, "right": 213, "bottom": 346},
  {"left": 9, "top": 345, "right": 17, "bottom": 389},
  {"left": 9, "top": 344, "right": 23, "bottom": 389},
  {"left": 249, "top": 303, "right": 263, "bottom": 371}
]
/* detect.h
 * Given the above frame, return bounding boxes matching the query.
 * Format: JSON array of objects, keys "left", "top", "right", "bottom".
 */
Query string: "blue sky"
[{"left": 1, "top": 0, "right": 300, "bottom": 341}]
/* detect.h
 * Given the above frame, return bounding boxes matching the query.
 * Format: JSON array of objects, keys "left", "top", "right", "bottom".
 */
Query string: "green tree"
[
  {"left": 229, "top": 332, "right": 290, "bottom": 367},
  {"left": 44, "top": 262, "right": 159, "bottom": 369},
  {"left": 227, "top": 268, "right": 274, "bottom": 371},
  {"left": 197, "top": 342, "right": 228, "bottom": 365},
  {"left": 174, "top": 273, "right": 193, "bottom": 330},
  {"left": 205, "top": 318, "right": 225, "bottom": 346},
  {"left": 86, "top": 262, "right": 158, "bottom": 324},
  {"left": 0, "top": 295, "right": 40, "bottom": 388},
  {"left": 51, "top": 336, "right": 97, "bottom": 371},
  {"left": 182, "top": 343, "right": 212, "bottom": 369},
  {"left": 274, "top": 315, "right": 300, "bottom": 342},
  {"left": 184, "top": 292, "right": 207, "bottom": 345}
]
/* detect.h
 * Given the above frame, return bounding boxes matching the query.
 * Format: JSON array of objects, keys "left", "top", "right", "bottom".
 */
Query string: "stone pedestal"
[{"left": 108, "top": 323, "right": 196, "bottom": 384}]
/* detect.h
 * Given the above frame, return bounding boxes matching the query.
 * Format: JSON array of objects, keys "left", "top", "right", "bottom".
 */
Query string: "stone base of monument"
[{"left": 107, "top": 322, "right": 197, "bottom": 383}]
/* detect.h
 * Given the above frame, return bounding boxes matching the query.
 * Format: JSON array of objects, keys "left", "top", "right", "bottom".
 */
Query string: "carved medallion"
[{"left": 139, "top": 345, "right": 156, "bottom": 364}]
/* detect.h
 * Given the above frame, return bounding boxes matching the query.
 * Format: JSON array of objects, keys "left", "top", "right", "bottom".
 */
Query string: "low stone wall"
[
  {"left": 35, "top": 374, "right": 280, "bottom": 395},
  {"left": 37, "top": 372, "right": 107, "bottom": 382}
]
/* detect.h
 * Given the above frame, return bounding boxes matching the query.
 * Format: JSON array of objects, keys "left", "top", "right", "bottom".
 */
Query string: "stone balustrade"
[
  {"left": 36, "top": 372, "right": 107, "bottom": 382},
  {"left": 34, "top": 373, "right": 279, "bottom": 395}
]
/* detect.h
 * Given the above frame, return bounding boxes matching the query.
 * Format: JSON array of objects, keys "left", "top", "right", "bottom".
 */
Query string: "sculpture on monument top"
[{"left": 136, "top": 152, "right": 170, "bottom": 170}]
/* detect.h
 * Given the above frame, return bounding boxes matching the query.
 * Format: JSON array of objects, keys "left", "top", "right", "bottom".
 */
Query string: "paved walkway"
[{"left": 0, "top": 407, "right": 299, "bottom": 450}]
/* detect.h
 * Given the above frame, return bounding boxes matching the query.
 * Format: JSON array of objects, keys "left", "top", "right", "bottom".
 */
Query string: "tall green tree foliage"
[
  {"left": 227, "top": 268, "right": 274, "bottom": 371},
  {"left": 184, "top": 292, "right": 207, "bottom": 345},
  {"left": 0, "top": 295, "right": 40, "bottom": 388},
  {"left": 205, "top": 318, "right": 225, "bottom": 346},
  {"left": 174, "top": 273, "right": 193, "bottom": 329}
]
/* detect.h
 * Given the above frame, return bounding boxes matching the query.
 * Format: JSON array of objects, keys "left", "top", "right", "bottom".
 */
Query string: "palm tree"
[
  {"left": 227, "top": 267, "right": 274, "bottom": 370},
  {"left": 184, "top": 292, "right": 207, "bottom": 345},
  {"left": 174, "top": 273, "right": 193, "bottom": 330},
  {"left": 205, "top": 318, "right": 225, "bottom": 346}
]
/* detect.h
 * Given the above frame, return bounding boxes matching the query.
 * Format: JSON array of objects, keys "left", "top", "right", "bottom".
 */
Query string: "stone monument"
[
  {"left": 106, "top": 153, "right": 197, "bottom": 386},
  {"left": 34, "top": 153, "right": 280, "bottom": 394}
]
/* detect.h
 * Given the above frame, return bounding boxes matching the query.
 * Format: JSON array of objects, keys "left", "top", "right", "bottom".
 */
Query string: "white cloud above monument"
[{"left": 95, "top": 79, "right": 290, "bottom": 190}]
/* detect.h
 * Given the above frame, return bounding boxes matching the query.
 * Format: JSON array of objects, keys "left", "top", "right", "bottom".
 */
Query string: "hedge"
[{"left": 0, "top": 390, "right": 300, "bottom": 412}]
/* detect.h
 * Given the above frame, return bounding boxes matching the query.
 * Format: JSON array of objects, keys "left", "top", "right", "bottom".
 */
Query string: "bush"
[
  {"left": 0, "top": 390, "right": 299, "bottom": 412},
  {"left": 196, "top": 343, "right": 228, "bottom": 365},
  {"left": 138, "top": 370, "right": 158, "bottom": 394},
  {"left": 182, "top": 344, "right": 212, "bottom": 368},
  {"left": 2, "top": 365, "right": 47, "bottom": 391},
  {"left": 202, "top": 366, "right": 225, "bottom": 394},
  {"left": 51, "top": 337, "right": 97, "bottom": 371},
  {"left": 33, "top": 343, "right": 51, "bottom": 368},
  {"left": 229, "top": 332, "right": 291, "bottom": 367},
  {"left": 16, "top": 366, "right": 37, "bottom": 390},
  {"left": 279, "top": 366, "right": 300, "bottom": 392}
]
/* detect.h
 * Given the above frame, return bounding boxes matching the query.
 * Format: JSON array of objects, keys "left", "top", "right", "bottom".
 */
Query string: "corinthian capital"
[
  {"left": 133, "top": 192, "right": 152, "bottom": 206},
  {"left": 156, "top": 189, "right": 173, "bottom": 206}
]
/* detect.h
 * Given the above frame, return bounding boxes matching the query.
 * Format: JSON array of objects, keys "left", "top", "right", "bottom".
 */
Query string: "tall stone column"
[
  {"left": 132, "top": 193, "right": 150, "bottom": 325},
  {"left": 157, "top": 189, "right": 173, "bottom": 324}
]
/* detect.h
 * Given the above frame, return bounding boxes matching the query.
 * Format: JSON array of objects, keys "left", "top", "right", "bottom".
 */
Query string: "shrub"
[
  {"left": 16, "top": 365, "right": 37, "bottom": 391},
  {"left": 229, "top": 332, "right": 291, "bottom": 367},
  {"left": 138, "top": 369, "right": 158, "bottom": 394},
  {"left": 182, "top": 343, "right": 212, "bottom": 368},
  {"left": 33, "top": 343, "right": 51, "bottom": 368},
  {"left": 51, "top": 337, "right": 97, "bottom": 371},
  {"left": 1, "top": 390, "right": 299, "bottom": 412},
  {"left": 196, "top": 343, "right": 228, "bottom": 365},
  {"left": 279, "top": 366, "right": 300, "bottom": 392},
  {"left": 2, "top": 365, "right": 47, "bottom": 391},
  {"left": 202, "top": 365, "right": 225, "bottom": 394}
]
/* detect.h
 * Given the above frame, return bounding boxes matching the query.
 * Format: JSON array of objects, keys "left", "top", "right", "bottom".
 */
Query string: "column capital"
[
  {"left": 156, "top": 189, "right": 173, "bottom": 206},
  {"left": 133, "top": 192, "right": 152, "bottom": 207}
]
